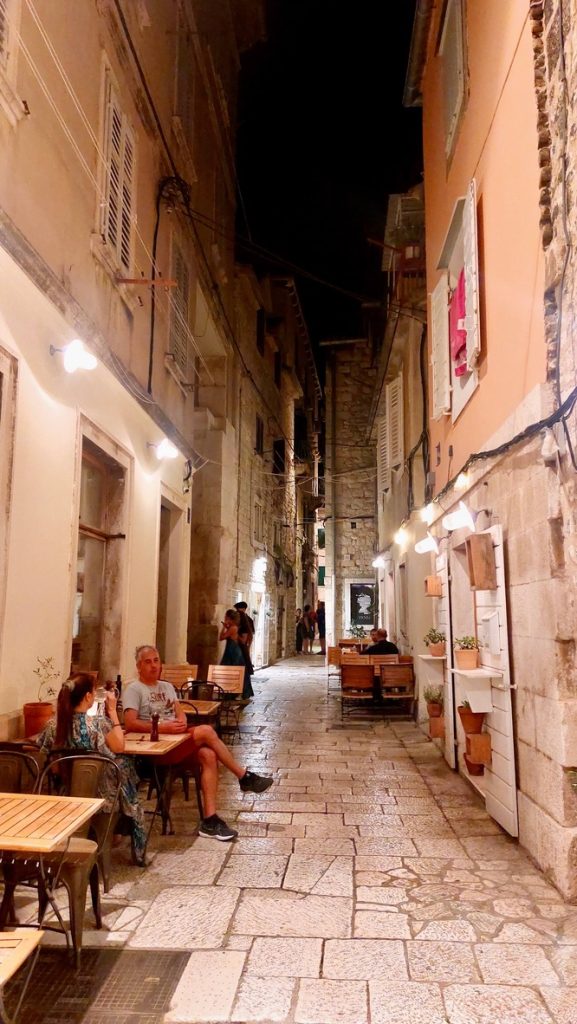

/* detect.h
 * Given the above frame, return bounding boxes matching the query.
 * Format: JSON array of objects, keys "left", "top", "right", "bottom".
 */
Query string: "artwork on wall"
[{"left": 345, "top": 579, "right": 376, "bottom": 628}]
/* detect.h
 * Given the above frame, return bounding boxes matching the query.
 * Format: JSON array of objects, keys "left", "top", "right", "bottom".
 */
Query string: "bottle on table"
[{"left": 150, "top": 712, "right": 160, "bottom": 743}]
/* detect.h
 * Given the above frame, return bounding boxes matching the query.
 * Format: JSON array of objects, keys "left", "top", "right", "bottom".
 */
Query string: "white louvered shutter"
[
  {"left": 170, "top": 241, "right": 190, "bottom": 374},
  {"left": 377, "top": 415, "right": 391, "bottom": 497},
  {"left": 463, "top": 178, "right": 481, "bottom": 369},
  {"left": 103, "top": 73, "right": 135, "bottom": 273},
  {"left": 0, "top": 0, "right": 9, "bottom": 69},
  {"left": 430, "top": 273, "right": 451, "bottom": 419},
  {"left": 387, "top": 374, "right": 404, "bottom": 469}
]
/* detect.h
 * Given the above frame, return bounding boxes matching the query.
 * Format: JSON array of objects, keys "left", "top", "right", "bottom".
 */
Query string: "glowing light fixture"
[
  {"left": 394, "top": 527, "right": 408, "bottom": 547},
  {"left": 149, "top": 438, "right": 179, "bottom": 460},
  {"left": 414, "top": 532, "right": 440, "bottom": 555},
  {"left": 251, "top": 555, "right": 268, "bottom": 592},
  {"left": 455, "top": 472, "right": 469, "bottom": 491},
  {"left": 420, "top": 504, "right": 435, "bottom": 525},
  {"left": 50, "top": 339, "right": 97, "bottom": 373},
  {"left": 372, "top": 555, "right": 386, "bottom": 569},
  {"left": 441, "top": 501, "right": 476, "bottom": 533}
]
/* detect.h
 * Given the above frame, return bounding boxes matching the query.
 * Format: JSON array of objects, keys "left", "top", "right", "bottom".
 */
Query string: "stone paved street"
[{"left": 9, "top": 656, "right": 577, "bottom": 1023}]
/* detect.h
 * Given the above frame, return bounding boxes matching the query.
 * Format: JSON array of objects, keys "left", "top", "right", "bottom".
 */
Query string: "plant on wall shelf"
[
  {"left": 423, "top": 628, "right": 446, "bottom": 657},
  {"left": 453, "top": 636, "right": 479, "bottom": 650},
  {"left": 453, "top": 636, "right": 481, "bottom": 670},
  {"left": 32, "top": 656, "right": 60, "bottom": 702}
]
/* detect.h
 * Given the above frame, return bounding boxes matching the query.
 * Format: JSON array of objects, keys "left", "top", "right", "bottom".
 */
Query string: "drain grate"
[{"left": 5, "top": 948, "right": 189, "bottom": 1023}]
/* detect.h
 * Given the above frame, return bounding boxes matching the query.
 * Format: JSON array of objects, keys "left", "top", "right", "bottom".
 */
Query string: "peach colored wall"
[{"left": 422, "top": 1, "right": 546, "bottom": 489}]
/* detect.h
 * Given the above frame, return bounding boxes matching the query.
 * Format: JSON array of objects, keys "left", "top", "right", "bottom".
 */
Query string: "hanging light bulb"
[
  {"left": 414, "top": 532, "right": 440, "bottom": 554},
  {"left": 148, "top": 439, "right": 179, "bottom": 460},
  {"left": 441, "top": 501, "right": 476, "bottom": 533}
]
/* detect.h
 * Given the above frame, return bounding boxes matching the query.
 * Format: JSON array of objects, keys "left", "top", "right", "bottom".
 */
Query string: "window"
[
  {"left": 102, "top": 69, "right": 135, "bottom": 274},
  {"left": 169, "top": 239, "right": 191, "bottom": 376},
  {"left": 438, "top": 0, "right": 466, "bottom": 158},
  {"left": 272, "top": 438, "right": 285, "bottom": 475},
  {"left": 376, "top": 372, "right": 404, "bottom": 500},
  {"left": 73, "top": 437, "right": 126, "bottom": 675},
  {"left": 377, "top": 413, "right": 391, "bottom": 501},
  {"left": 318, "top": 566, "right": 325, "bottom": 587},
  {"left": 274, "top": 351, "right": 282, "bottom": 389},
  {"left": 0, "top": 0, "right": 22, "bottom": 126},
  {"left": 255, "top": 415, "right": 264, "bottom": 456},
  {"left": 256, "top": 308, "right": 265, "bottom": 355},
  {"left": 434, "top": 178, "right": 480, "bottom": 420},
  {"left": 317, "top": 528, "right": 325, "bottom": 550},
  {"left": 253, "top": 501, "right": 265, "bottom": 546}
]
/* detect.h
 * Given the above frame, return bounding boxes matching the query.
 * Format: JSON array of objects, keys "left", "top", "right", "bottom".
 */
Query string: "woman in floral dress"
[{"left": 39, "top": 673, "right": 147, "bottom": 866}]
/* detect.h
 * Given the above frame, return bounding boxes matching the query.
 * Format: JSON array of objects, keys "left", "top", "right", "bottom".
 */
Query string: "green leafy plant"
[
  {"left": 424, "top": 628, "right": 446, "bottom": 646},
  {"left": 423, "top": 684, "right": 444, "bottom": 706},
  {"left": 348, "top": 624, "right": 367, "bottom": 639},
  {"left": 32, "top": 656, "right": 60, "bottom": 702},
  {"left": 453, "top": 635, "right": 480, "bottom": 650},
  {"left": 460, "top": 699, "right": 471, "bottom": 709}
]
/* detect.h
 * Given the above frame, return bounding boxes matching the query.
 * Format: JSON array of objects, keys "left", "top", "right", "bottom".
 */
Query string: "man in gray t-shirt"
[{"left": 124, "top": 646, "right": 273, "bottom": 841}]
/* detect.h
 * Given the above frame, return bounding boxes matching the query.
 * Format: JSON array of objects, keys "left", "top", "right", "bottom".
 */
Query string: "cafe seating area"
[{"left": 329, "top": 643, "right": 416, "bottom": 718}]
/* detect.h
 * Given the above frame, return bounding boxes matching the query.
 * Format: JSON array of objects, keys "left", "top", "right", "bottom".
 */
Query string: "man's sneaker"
[
  {"left": 239, "top": 770, "right": 274, "bottom": 794},
  {"left": 198, "top": 816, "right": 238, "bottom": 841}
]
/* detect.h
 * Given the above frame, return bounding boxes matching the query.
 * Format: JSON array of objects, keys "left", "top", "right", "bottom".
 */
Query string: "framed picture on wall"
[{"left": 344, "top": 579, "right": 376, "bottom": 629}]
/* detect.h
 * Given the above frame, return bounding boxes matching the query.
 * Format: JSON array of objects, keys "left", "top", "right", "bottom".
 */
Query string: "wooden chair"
[
  {"left": 379, "top": 664, "right": 415, "bottom": 716},
  {"left": 161, "top": 664, "right": 198, "bottom": 689},
  {"left": 326, "top": 647, "right": 341, "bottom": 692},
  {"left": 399, "top": 655, "right": 414, "bottom": 664},
  {"left": 340, "top": 663, "right": 375, "bottom": 717},
  {"left": 0, "top": 928, "right": 43, "bottom": 1024},
  {"left": 340, "top": 651, "right": 365, "bottom": 665},
  {"left": 369, "top": 655, "right": 399, "bottom": 670},
  {"left": 207, "top": 666, "right": 245, "bottom": 742},
  {"left": 338, "top": 638, "right": 359, "bottom": 648}
]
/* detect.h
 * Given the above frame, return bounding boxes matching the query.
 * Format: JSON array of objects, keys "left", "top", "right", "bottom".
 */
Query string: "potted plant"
[
  {"left": 457, "top": 699, "right": 485, "bottom": 734},
  {"left": 424, "top": 684, "right": 444, "bottom": 718},
  {"left": 23, "top": 656, "right": 60, "bottom": 737},
  {"left": 423, "top": 628, "right": 446, "bottom": 658},
  {"left": 348, "top": 624, "right": 367, "bottom": 639},
  {"left": 453, "top": 636, "right": 480, "bottom": 670}
]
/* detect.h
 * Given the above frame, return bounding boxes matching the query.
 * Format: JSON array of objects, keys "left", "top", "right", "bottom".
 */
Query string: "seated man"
[
  {"left": 363, "top": 629, "right": 399, "bottom": 655},
  {"left": 123, "top": 645, "right": 273, "bottom": 842}
]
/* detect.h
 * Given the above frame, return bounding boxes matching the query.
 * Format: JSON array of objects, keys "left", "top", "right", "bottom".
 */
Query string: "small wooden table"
[
  {"left": 0, "top": 793, "right": 104, "bottom": 853},
  {"left": 123, "top": 733, "right": 188, "bottom": 756}
]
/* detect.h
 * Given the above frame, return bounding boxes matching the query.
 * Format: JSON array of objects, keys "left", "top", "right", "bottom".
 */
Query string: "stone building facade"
[{"left": 397, "top": 0, "right": 577, "bottom": 898}]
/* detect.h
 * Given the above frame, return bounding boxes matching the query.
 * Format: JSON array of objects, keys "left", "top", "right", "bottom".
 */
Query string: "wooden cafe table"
[{"left": 0, "top": 793, "right": 104, "bottom": 854}]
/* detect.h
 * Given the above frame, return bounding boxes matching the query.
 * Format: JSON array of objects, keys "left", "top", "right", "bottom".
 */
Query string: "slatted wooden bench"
[{"left": 0, "top": 928, "right": 43, "bottom": 1024}]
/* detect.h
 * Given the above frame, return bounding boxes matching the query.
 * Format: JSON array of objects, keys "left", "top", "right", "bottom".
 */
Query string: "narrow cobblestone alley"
[{"left": 10, "top": 657, "right": 577, "bottom": 1024}]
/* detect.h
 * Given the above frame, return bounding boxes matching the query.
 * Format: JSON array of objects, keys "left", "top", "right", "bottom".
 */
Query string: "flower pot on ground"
[
  {"left": 458, "top": 702, "right": 485, "bottom": 734},
  {"left": 423, "top": 628, "right": 446, "bottom": 659}
]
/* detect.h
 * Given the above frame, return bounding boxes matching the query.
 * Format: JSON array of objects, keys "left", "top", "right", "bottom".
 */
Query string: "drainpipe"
[{"left": 403, "top": 0, "right": 434, "bottom": 108}]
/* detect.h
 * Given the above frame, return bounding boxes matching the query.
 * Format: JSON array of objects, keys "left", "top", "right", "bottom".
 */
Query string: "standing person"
[
  {"left": 302, "top": 605, "right": 315, "bottom": 654},
  {"left": 123, "top": 646, "right": 273, "bottom": 841},
  {"left": 316, "top": 600, "right": 326, "bottom": 655},
  {"left": 39, "top": 673, "right": 148, "bottom": 866},
  {"left": 234, "top": 602, "right": 254, "bottom": 649},
  {"left": 223, "top": 607, "right": 254, "bottom": 700},
  {"left": 295, "top": 608, "right": 303, "bottom": 654}
]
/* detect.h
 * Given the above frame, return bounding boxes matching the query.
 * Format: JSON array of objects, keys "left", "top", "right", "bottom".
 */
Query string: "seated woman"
[{"left": 39, "top": 673, "right": 147, "bottom": 867}]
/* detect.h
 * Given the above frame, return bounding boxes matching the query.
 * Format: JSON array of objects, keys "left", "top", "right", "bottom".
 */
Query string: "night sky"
[{"left": 236, "top": 0, "right": 423, "bottom": 347}]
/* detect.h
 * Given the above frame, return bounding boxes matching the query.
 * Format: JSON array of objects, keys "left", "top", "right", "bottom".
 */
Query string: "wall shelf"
[
  {"left": 450, "top": 668, "right": 503, "bottom": 678},
  {"left": 419, "top": 655, "right": 446, "bottom": 661}
]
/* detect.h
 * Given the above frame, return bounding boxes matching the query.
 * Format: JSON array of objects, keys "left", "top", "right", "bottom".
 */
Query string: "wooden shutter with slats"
[
  {"left": 103, "top": 72, "right": 135, "bottom": 273},
  {"left": 377, "top": 415, "right": 391, "bottom": 498},
  {"left": 170, "top": 241, "right": 190, "bottom": 375},
  {"left": 463, "top": 178, "right": 481, "bottom": 369},
  {"left": 430, "top": 273, "right": 451, "bottom": 419},
  {"left": 387, "top": 374, "right": 404, "bottom": 470}
]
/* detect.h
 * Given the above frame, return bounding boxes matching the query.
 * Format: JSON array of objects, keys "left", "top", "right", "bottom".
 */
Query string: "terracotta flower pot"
[
  {"left": 464, "top": 753, "right": 485, "bottom": 776},
  {"left": 23, "top": 701, "right": 54, "bottom": 738},
  {"left": 427, "top": 701, "right": 443, "bottom": 718},
  {"left": 458, "top": 705, "right": 485, "bottom": 734},
  {"left": 428, "top": 642, "right": 446, "bottom": 658},
  {"left": 454, "top": 648, "right": 479, "bottom": 670}
]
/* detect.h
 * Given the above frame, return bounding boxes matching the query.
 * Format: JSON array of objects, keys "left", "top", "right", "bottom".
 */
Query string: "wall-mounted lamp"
[
  {"left": 372, "top": 555, "right": 386, "bottom": 568},
  {"left": 441, "top": 500, "right": 476, "bottom": 533},
  {"left": 50, "top": 339, "right": 97, "bottom": 373},
  {"left": 148, "top": 439, "right": 179, "bottom": 460},
  {"left": 420, "top": 504, "right": 435, "bottom": 525},
  {"left": 414, "top": 531, "right": 440, "bottom": 555},
  {"left": 394, "top": 527, "right": 409, "bottom": 547},
  {"left": 455, "top": 472, "right": 469, "bottom": 491}
]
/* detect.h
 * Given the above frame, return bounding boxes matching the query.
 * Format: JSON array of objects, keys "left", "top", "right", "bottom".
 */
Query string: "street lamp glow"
[
  {"left": 394, "top": 527, "right": 408, "bottom": 547},
  {"left": 154, "top": 438, "right": 179, "bottom": 460},
  {"left": 455, "top": 472, "right": 469, "bottom": 491},
  {"left": 372, "top": 555, "right": 386, "bottom": 568},
  {"left": 414, "top": 532, "right": 440, "bottom": 555},
  {"left": 442, "top": 501, "right": 476, "bottom": 533},
  {"left": 50, "top": 339, "right": 97, "bottom": 373},
  {"left": 420, "top": 503, "right": 435, "bottom": 525}
]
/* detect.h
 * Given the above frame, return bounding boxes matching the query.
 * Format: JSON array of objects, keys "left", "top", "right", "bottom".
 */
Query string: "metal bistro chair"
[
  {"left": 177, "top": 682, "right": 225, "bottom": 732},
  {"left": 340, "top": 663, "right": 375, "bottom": 718},
  {"left": 0, "top": 747, "right": 42, "bottom": 795},
  {"left": 33, "top": 754, "right": 119, "bottom": 966}
]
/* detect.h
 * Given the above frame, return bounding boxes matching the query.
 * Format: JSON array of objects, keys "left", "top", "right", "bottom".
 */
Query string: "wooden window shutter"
[
  {"left": 430, "top": 273, "right": 451, "bottom": 419},
  {"left": 387, "top": 374, "right": 404, "bottom": 469},
  {"left": 119, "top": 127, "right": 134, "bottom": 273},
  {"left": 103, "top": 72, "right": 134, "bottom": 273},
  {"left": 463, "top": 178, "right": 481, "bottom": 369},
  {"left": 377, "top": 415, "right": 391, "bottom": 496},
  {"left": 170, "top": 241, "right": 190, "bottom": 374}
]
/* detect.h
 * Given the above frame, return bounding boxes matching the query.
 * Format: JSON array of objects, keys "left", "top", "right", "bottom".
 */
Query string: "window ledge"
[
  {"left": 90, "top": 234, "right": 140, "bottom": 313},
  {"left": 163, "top": 352, "right": 192, "bottom": 397},
  {"left": 0, "top": 71, "right": 24, "bottom": 128}
]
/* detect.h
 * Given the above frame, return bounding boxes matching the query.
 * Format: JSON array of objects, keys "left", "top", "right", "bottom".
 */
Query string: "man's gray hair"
[{"left": 135, "top": 644, "right": 158, "bottom": 662}]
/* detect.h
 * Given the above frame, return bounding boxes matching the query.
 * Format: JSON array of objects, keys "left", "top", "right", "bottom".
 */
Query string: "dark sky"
[{"left": 236, "top": 0, "right": 423, "bottom": 345}]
